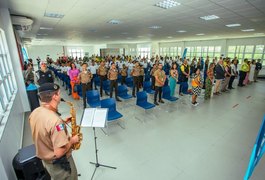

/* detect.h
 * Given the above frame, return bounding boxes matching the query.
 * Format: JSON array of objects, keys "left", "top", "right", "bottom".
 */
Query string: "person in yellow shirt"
[
  {"left": 191, "top": 68, "right": 202, "bottom": 106},
  {"left": 238, "top": 58, "right": 249, "bottom": 87}
]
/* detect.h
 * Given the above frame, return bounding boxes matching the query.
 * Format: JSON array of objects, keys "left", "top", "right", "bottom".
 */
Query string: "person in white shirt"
[
  {"left": 128, "top": 61, "right": 134, "bottom": 77},
  {"left": 228, "top": 59, "right": 238, "bottom": 89},
  {"left": 89, "top": 60, "right": 98, "bottom": 90}
]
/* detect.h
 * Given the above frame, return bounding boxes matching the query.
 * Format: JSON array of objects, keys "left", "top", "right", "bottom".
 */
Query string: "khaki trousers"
[{"left": 42, "top": 156, "right": 78, "bottom": 180}]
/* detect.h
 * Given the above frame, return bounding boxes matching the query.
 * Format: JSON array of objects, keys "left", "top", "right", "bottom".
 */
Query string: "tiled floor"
[{"left": 23, "top": 79, "right": 265, "bottom": 180}]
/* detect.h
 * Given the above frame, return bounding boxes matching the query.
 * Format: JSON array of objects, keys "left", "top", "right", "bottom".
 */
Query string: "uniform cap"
[
  {"left": 40, "top": 60, "right": 47, "bottom": 65},
  {"left": 39, "top": 83, "right": 60, "bottom": 93}
]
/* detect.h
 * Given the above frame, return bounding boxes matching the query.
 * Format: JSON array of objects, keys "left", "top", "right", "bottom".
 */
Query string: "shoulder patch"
[{"left": 56, "top": 123, "right": 64, "bottom": 132}]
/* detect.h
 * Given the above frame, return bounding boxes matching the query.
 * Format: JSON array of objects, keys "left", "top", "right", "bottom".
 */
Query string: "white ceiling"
[{"left": 2, "top": 0, "right": 265, "bottom": 45}]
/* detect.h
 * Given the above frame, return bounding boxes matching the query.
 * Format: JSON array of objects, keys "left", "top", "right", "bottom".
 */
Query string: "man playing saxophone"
[{"left": 29, "top": 83, "right": 80, "bottom": 180}]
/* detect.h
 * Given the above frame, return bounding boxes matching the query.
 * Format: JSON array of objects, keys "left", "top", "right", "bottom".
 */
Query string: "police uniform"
[
  {"left": 139, "top": 66, "right": 144, "bottom": 88},
  {"left": 120, "top": 67, "right": 128, "bottom": 85},
  {"left": 131, "top": 65, "right": 140, "bottom": 97},
  {"left": 29, "top": 83, "right": 78, "bottom": 180},
  {"left": 150, "top": 66, "right": 158, "bottom": 90},
  {"left": 79, "top": 70, "right": 93, "bottom": 108},
  {"left": 37, "top": 69, "right": 54, "bottom": 85},
  {"left": 154, "top": 69, "right": 166, "bottom": 105},
  {"left": 97, "top": 64, "right": 108, "bottom": 97},
  {"left": 108, "top": 67, "right": 121, "bottom": 101}
]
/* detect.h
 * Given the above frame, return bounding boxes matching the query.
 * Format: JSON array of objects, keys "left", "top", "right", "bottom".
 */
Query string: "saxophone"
[{"left": 61, "top": 98, "right": 83, "bottom": 150}]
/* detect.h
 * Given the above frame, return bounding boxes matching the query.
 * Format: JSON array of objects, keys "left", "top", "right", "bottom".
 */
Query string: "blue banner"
[
  {"left": 182, "top": 48, "right": 187, "bottom": 60},
  {"left": 244, "top": 115, "right": 265, "bottom": 180}
]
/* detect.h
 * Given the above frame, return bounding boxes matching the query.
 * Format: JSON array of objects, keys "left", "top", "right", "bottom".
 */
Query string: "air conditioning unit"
[{"left": 11, "top": 15, "right": 33, "bottom": 31}]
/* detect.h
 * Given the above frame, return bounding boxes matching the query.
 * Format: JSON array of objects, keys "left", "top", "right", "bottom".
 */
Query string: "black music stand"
[{"left": 81, "top": 108, "right": 117, "bottom": 180}]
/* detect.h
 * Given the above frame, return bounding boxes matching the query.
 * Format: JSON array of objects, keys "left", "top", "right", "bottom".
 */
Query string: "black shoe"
[
  {"left": 105, "top": 92, "right": 109, "bottom": 96},
  {"left": 154, "top": 102, "right": 159, "bottom": 106},
  {"left": 133, "top": 95, "right": 136, "bottom": 98},
  {"left": 116, "top": 98, "right": 122, "bottom": 102},
  {"left": 159, "top": 100, "right": 165, "bottom": 103}
]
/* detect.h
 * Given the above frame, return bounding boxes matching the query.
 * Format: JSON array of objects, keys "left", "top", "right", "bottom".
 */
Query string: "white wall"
[
  {"left": 27, "top": 45, "right": 64, "bottom": 63},
  {"left": 0, "top": 8, "right": 28, "bottom": 180}
]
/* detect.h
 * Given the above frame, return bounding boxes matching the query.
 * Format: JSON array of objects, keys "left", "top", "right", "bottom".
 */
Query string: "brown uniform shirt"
[
  {"left": 151, "top": 67, "right": 158, "bottom": 76},
  {"left": 98, "top": 65, "right": 107, "bottom": 76},
  {"left": 131, "top": 66, "right": 140, "bottom": 77},
  {"left": 79, "top": 70, "right": 93, "bottom": 83},
  {"left": 120, "top": 67, "right": 128, "bottom": 76},
  {"left": 29, "top": 106, "right": 69, "bottom": 161},
  {"left": 108, "top": 68, "right": 118, "bottom": 80},
  {"left": 140, "top": 68, "right": 144, "bottom": 76},
  {"left": 154, "top": 69, "right": 166, "bottom": 87}
]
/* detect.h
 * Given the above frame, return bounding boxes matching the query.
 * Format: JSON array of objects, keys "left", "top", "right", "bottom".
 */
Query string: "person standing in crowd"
[
  {"left": 169, "top": 63, "right": 178, "bottom": 97},
  {"left": 154, "top": 63, "right": 166, "bottom": 106},
  {"left": 191, "top": 68, "right": 202, "bottom": 106},
  {"left": 254, "top": 59, "right": 262, "bottom": 82},
  {"left": 24, "top": 63, "right": 35, "bottom": 86},
  {"left": 120, "top": 64, "right": 128, "bottom": 85},
  {"left": 228, "top": 59, "right": 238, "bottom": 89},
  {"left": 139, "top": 65, "right": 144, "bottom": 88},
  {"left": 108, "top": 63, "right": 122, "bottom": 102},
  {"left": 238, "top": 58, "right": 249, "bottom": 87},
  {"left": 221, "top": 59, "right": 231, "bottom": 92},
  {"left": 150, "top": 63, "right": 158, "bottom": 90},
  {"left": 89, "top": 60, "right": 98, "bottom": 90},
  {"left": 29, "top": 83, "right": 80, "bottom": 180},
  {"left": 78, "top": 63, "right": 93, "bottom": 108},
  {"left": 179, "top": 59, "right": 190, "bottom": 96},
  {"left": 203, "top": 56, "right": 210, "bottom": 89},
  {"left": 97, "top": 61, "right": 109, "bottom": 97},
  {"left": 131, "top": 61, "right": 140, "bottom": 97},
  {"left": 36, "top": 61, "right": 55, "bottom": 85},
  {"left": 36, "top": 57, "right": 41, "bottom": 70},
  {"left": 248, "top": 60, "right": 256, "bottom": 83},
  {"left": 68, "top": 63, "right": 80, "bottom": 100},
  {"left": 204, "top": 63, "right": 215, "bottom": 100},
  {"left": 243, "top": 60, "right": 251, "bottom": 85},
  {"left": 213, "top": 58, "right": 225, "bottom": 95}
]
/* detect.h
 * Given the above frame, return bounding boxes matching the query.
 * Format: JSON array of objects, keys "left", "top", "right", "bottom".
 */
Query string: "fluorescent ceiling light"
[
  {"left": 225, "top": 24, "right": 241, "bottom": 27},
  {"left": 177, "top": 30, "right": 186, "bottom": 33},
  {"left": 155, "top": 0, "right": 181, "bottom": 9},
  {"left": 40, "top": 27, "right": 53, "bottom": 30},
  {"left": 241, "top": 29, "right": 255, "bottom": 32},
  {"left": 149, "top": 26, "right": 161, "bottom": 29},
  {"left": 108, "top": 20, "right": 122, "bottom": 24},
  {"left": 37, "top": 34, "right": 48, "bottom": 36},
  {"left": 44, "top": 12, "right": 64, "bottom": 18},
  {"left": 196, "top": 33, "right": 205, "bottom": 36},
  {"left": 200, "top": 15, "right": 220, "bottom": 21},
  {"left": 254, "top": 33, "right": 264, "bottom": 36}
]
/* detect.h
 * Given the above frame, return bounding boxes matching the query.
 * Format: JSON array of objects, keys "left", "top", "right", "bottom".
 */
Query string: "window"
[
  {"left": 0, "top": 29, "right": 17, "bottom": 122},
  {"left": 138, "top": 47, "right": 150, "bottom": 58},
  {"left": 160, "top": 46, "right": 182, "bottom": 58},
  {"left": 68, "top": 48, "right": 84, "bottom": 59},
  {"left": 214, "top": 46, "right": 221, "bottom": 57}
]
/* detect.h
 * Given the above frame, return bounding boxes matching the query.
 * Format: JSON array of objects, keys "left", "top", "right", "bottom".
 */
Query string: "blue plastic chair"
[
  {"left": 125, "top": 77, "right": 133, "bottom": 88},
  {"left": 143, "top": 81, "right": 155, "bottom": 94},
  {"left": 101, "top": 98, "right": 123, "bottom": 121},
  {"left": 86, "top": 90, "right": 101, "bottom": 107},
  {"left": 76, "top": 84, "right": 82, "bottom": 97},
  {"left": 117, "top": 85, "right": 133, "bottom": 99},
  {"left": 136, "top": 91, "right": 155, "bottom": 110},
  {"left": 102, "top": 80, "right": 110, "bottom": 93},
  {"left": 144, "top": 74, "right": 151, "bottom": 82},
  {"left": 162, "top": 86, "right": 178, "bottom": 101}
]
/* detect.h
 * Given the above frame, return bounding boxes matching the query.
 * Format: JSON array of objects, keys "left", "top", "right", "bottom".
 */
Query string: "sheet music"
[{"left": 81, "top": 108, "right": 107, "bottom": 128}]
